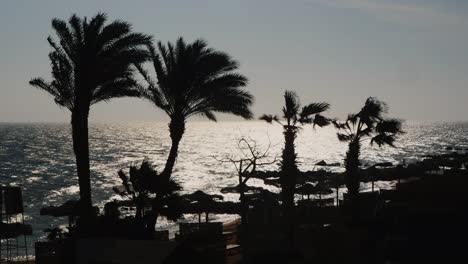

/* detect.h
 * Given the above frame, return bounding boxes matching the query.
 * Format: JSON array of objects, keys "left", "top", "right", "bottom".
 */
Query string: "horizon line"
[{"left": 1, "top": 119, "right": 468, "bottom": 124}]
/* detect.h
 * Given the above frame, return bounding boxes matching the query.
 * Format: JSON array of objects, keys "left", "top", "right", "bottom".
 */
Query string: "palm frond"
[
  {"left": 337, "top": 133, "right": 353, "bottom": 142},
  {"left": 260, "top": 114, "right": 277, "bottom": 123},
  {"left": 100, "top": 33, "right": 152, "bottom": 59},
  {"left": 347, "top": 114, "right": 359, "bottom": 126},
  {"left": 371, "top": 134, "right": 397, "bottom": 147},
  {"left": 68, "top": 15, "right": 83, "bottom": 46},
  {"left": 332, "top": 120, "right": 347, "bottom": 130},
  {"left": 29, "top": 78, "right": 59, "bottom": 100},
  {"left": 208, "top": 88, "right": 254, "bottom": 119},
  {"left": 137, "top": 37, "right": 252, "bottom": 122},
  {"left": 301, "top": 102, "right": 330, "bottom": 116},
  {"left": 376, "top": 119, "right": 404, "bottom": 134},
  {"left": 312, "top": 114, "right": 331, "bottom": 128},
  {"left": 88, "top": 12, "right": 107, "bottom": 35},
  {"left": 298, "top": 117, "right": 313, "bottom": 124},
  {"left": 359, "top": 97, "right": 387, "bottom": 121},
  {"left": 282, "top": 90, "right": 300, "bottom": 120},
  {"left": 199, "top": 73, "right": 248, "bottom": 95},
  {"left": 51, "top": 18, "right": 75, "bottom": 62},
  {"left": 32, "top": 13, "right": 151, "bottom": 114},
  {"left": 91, "top": 78, "right": 141, "bottom": 104},
  {"left": 117, "top": 169, "right": 133, "bottom": 195},
  {"left": 200, "top": 110, "right": 217, "bottom": 121},
  {"left": 359, "top": 126, "right": 373, "bottom": 137}
]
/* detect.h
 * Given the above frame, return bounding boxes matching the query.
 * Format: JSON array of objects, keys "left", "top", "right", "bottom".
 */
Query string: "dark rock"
[
  {"left": 316, "top": 160, "right": 327, "bottom": 166},
  {"left": 375, "top": 162, "right": 393, "bottom": 167},
  {"left": 315, "top": 160, "right": 340, "bottom": 167}
]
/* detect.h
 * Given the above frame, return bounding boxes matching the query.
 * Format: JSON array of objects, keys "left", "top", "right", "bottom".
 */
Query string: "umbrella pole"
[
  {"left": 206, "top": 212, "right": 209, "bottom": 223},
  {"left": 198, "top": 213, "right": 201, "bottom": 224},
  {"left": 336, "top": 187, "right": 339, "bottom": 206}
]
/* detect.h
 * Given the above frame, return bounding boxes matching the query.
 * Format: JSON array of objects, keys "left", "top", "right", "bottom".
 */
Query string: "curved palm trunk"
[
  {"left": 147, "top": 198, "right": 161, "bottom": 233},
  {"left": 148, "top": 118, "right": 185, "bottom": 233},
  {"left": 71, "top": 109, "right": 93, "bottom": 217},
  {"left": 161, "top": 118, "right": 186, "bottom": 179}
]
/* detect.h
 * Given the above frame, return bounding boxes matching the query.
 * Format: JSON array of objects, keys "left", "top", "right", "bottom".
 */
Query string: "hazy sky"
[{"left": 1, "top": 0, "right": 467, "bottom": 122}]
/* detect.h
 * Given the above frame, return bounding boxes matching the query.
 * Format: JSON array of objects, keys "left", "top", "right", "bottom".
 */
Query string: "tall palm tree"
[
  {"left": 30, "top": 13, "right": 151, "bottom": 214},
  {"left": 136, "top": 37, "right": 254, "bottom": 180},
  {"left": 260, "top": 91, "right": 330, "bottom": 209},
  {"left": 333, "top": 97, "right": 403, "bottom": 202}
]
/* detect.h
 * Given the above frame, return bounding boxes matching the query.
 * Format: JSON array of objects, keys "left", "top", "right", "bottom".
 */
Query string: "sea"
[{"left": 0, "top": 121, "right": 467, "bottom": 252}]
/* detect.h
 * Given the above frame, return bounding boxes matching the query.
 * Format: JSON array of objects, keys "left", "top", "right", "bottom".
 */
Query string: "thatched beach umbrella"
[
  {"left": 40, "top": 200, "right": 81, "bottom": 228},
  {"left": 296, "top": 182, "right": 317, "bottom": 200},
  {"left": 182, "top": 190, "right": 224, "bottom": 223},
  {"left": 328, "top": 173, "right": 345, "bottom": 206},
  {"left": 314, "top": 182, "right": 334, "bottom": 201},
  {"left": 367, "top": 166, "right": 378, "bottom": 192},
  {"left": 220, "top": 184, "right": 264, "bottom": 194},
  {"left": 244, "top": 189, "right": 280, "bottom": 206}
]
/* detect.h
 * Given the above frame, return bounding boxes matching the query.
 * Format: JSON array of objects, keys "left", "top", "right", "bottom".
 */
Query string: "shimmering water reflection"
[{"left": 0, "top": 121, "right": 467, "bottom": 243}]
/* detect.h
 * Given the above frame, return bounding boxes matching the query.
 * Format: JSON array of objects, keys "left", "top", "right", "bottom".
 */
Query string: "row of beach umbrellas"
[{"left": 295, "top": 182, "right": 334, "bottom": 201}]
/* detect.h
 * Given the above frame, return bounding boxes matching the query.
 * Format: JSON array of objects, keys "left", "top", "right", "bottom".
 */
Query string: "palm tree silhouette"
[
  {"left": 136, "top": 37, "right": 254, "bottom": 179},
  {"left": 114, "top": 161, "right": 183, "bottom": 232},
  {"left": 260, "top": 91, "right": 330, "bottom": 210},
  {"left": 333, "top": 97, "right": 403, "bottom": 201},
  {"left": 29, "top": 13, "right": 151, "bottom": 214}
]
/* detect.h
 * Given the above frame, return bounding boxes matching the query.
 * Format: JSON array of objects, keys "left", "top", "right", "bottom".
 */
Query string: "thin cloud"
[{"left": 310, "top": 0, "right": 464, "bottom": 26}]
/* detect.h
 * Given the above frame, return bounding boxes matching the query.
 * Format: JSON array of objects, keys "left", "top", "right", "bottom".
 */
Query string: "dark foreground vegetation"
[
  {"left": 3, "top": 11, "right": 463, "bottom": 264},
  {"left": 239, "top": 152, "right": 468, "bottom": 263},
  {"left": 34, "top": 151, "right": 468, "bottom": 264}
]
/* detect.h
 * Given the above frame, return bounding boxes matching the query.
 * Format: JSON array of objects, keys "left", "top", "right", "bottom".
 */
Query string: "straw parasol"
[
  {"left": 243, "top": 189, "right": 279, "bottom": 206},
  {"left": 313, "top": 181, "right": 334, "bottom": 201},
  {"left": 296, "top": 182, "right": 317, "bottom": 200},
  {"left": 220, "top": 184, "right": 264, "bottom": 194},
  {"left": 182, "top": 191, "right": 224, "bottom": 223}
]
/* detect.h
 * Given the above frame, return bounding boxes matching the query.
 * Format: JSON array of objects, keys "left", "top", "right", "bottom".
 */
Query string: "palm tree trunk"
[
  {"left": 162, "top": 118, "right": 186, "bottom": 179},
  {"left": 281, "top": 126, "right": 298, "bottom": 209},
  {"left": 71, "top": 109, "right": 92, "bottom": 215},
  {"left": 345, "top": 139, "right": 361, "bottom": 200},
  {"left": 135, "top": 195, "right": 143, "bottom": 220},
  {"left": 344, "top": 139, "right": 361, "bottom": 222},
  {"left": 281, "top": 125, "right": 298, "bottom": 249},
  {"left": 336, "top": 186, "right": 339, "bottom": 206},
  {"left": 147, "top": 203, "right": 158, "bottom": 233},
  {"left": 149, "top": 117, "right": 185, "bottom": 232},
  {"left": 136, "top": 206, "right": 143, "bottom": 219},
  {"left": 147, "top": 212, "right": 159, "bottom": 237}
]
